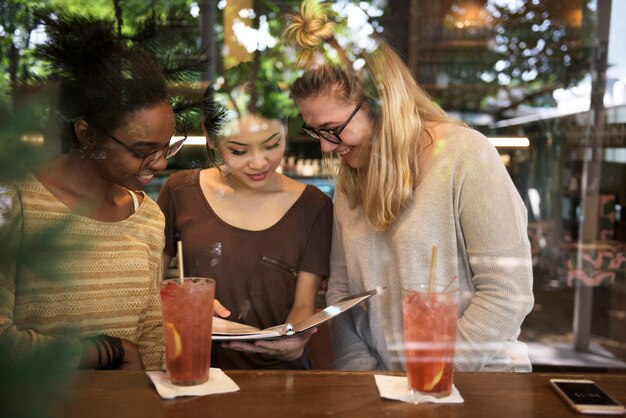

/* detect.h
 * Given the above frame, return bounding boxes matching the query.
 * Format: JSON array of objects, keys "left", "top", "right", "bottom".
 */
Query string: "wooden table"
[{"left": 55, "top": 370, "right": 626, "bottom": 418}]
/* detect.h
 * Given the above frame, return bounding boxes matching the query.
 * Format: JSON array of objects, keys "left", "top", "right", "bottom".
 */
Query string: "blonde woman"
[{"left": 284, "top": 1, "right": 534, "bottom": 372}]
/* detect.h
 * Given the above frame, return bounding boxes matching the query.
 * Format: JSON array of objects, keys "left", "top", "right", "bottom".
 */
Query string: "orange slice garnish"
[
  {"left": 164, "top": 322, "right": 182, "bottom": 359},
  {"left": 423, "top": 363, "right": 444, "bottom": 391}
]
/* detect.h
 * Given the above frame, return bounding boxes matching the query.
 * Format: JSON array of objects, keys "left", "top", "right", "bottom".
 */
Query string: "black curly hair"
[
  {"left": 200, "top": 86, "right": 229, "bottom": 167},
  {"left": 201, "top": 86, "right": 228, "bottom": 139},
  {"left": 36, "top": 12, "right": 169, "bottom": 150}
]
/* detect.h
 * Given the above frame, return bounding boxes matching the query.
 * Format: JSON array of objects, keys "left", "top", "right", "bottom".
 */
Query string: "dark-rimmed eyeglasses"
[
  {"left": 301, "top": 103, "right": 362, "bottom": 145},
  {"left": 105, "top": 130, "right": 187, "bottom": 170}
]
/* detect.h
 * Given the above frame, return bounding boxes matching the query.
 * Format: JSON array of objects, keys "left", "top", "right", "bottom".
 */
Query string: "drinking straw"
[
  {"left": 427, "top": 245, "right": 438, "bottom": 292},
  {"left": 176, "top": 240, "right": 185, "bottom": 285}
]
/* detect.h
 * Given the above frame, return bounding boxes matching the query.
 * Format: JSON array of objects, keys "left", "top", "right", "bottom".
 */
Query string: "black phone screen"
[{"left": 554, "top": 382, "right": 620, "bottom": 406}]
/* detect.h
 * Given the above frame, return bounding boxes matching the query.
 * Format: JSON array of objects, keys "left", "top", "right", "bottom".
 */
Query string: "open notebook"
[{"left": 212, "top": 289, "right": 378, "bottom": 341}]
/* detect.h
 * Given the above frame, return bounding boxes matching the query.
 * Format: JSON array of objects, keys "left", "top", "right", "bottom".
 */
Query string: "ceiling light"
[
  {"left": 174, "top": 136, "right": 206, "bottom": 146},
  {"left": 488, "top": 137, "right": 529, "bottom": 147}
]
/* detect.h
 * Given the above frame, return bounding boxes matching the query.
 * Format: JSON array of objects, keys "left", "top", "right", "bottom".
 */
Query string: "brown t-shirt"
[{"left": 157, "top": 169, "right": 333, "bottom": 369}]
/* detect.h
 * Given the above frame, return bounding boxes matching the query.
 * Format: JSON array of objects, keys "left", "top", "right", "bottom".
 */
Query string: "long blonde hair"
[{"left": 286, "top": 2, "right": 462, "bottom": 230}]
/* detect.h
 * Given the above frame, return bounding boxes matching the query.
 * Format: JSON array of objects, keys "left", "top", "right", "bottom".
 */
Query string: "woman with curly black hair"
[{"left": 0, "top": 12, "right": 182, "bottom": 370}]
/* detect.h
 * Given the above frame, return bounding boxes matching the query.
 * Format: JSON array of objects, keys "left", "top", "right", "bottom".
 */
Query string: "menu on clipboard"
[{"left": 212, "top": 289, "right": 378, "bottom": 341}]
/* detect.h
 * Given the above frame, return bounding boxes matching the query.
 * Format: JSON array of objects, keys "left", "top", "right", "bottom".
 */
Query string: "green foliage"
[
  {"left": 1, "top": 0, "right": 600, "bottom": 121},
  {"left": 221, "top": 61, "right": 255, "bottom": 93},
  {"left": 0, "top": 89, "right": 54, "bottom": 180},
  {"left": 0, "top": 92, "right": 80, "bottom": 418},
  {"left": 0, "top": 341, "right": 78, "bottom": 418},
  {"left": 486, "top": 0, "right": 594, "bottom": 109},
  {"left": 0, "top": 1, "right": 46, "bottom": 107}
]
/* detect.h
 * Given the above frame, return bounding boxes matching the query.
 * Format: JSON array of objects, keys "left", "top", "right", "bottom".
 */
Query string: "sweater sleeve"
[
  {"left": 0, "top": 186, "right": 82, "bottom": 369},
  {"left": 454, "top": 137, "right": 535, "bottom": 371},
  {"left": 326, "top": 193, "right": 383, "bottom": 370}
]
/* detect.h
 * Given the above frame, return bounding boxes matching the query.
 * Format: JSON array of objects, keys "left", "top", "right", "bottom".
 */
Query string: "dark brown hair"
[{"left": 37, "top": 12, "right": 169, "bottom": 150}]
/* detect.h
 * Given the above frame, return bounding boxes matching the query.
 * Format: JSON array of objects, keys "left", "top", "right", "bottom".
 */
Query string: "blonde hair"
[
  {"left": 286, "top": 3, "right": 463, "bottom": 230},
  {"left": 283, "top": 0, "right": 335, "bottom": 67}
]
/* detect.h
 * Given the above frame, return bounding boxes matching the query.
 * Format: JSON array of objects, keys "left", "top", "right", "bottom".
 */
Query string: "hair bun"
[
  {"left": 284, "top": 1, "right": 356, "bottom": 70},
  {"left": 284, "top": 0, "right": 336, "bottom": 50}
]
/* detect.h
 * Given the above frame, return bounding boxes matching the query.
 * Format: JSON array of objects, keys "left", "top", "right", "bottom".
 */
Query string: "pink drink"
[
  {"left": 402, "top": 285, "right": 458, "bottom": 396},
  {"left": 160, "top": 278, "right": 215, "bottom": 386}
]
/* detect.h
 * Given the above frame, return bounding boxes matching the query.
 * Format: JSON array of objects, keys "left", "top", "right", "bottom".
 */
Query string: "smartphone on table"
[{"left": 550, "top": 379, "right": 626, "bottom": 415}]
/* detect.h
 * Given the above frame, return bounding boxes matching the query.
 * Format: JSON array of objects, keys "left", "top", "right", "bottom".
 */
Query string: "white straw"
[{"left": 176, "top": 240, "right": 184, "bottom": 285}]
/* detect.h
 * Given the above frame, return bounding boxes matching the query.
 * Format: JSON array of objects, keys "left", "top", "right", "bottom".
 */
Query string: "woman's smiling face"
[
  {"left": 215, "top": 115, "right": 286, "bottom": 189},
  {"left": 94, "top": 102, "right": 175, "bottom": 190},
  {"left": 295, "top": 92, "right": 372, "bottom": 169}
]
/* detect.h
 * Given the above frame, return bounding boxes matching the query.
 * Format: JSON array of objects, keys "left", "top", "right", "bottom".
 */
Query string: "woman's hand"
[
  {"left": 79, "top": 337, "right": 144, "bottom": 370},
  {"left": 213, "top": 299, "right": 231, "bottom": 318},
  {"left": 119, "top": 339, "right": 144, "bottom": 370},
  {"left": 221, "top": 328, "right": 317, "bottom": 362}
]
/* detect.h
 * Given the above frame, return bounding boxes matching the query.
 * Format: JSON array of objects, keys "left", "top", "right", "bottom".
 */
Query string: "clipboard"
[{"left": 212, "top": 289, "right": 378, "bottom": 341}]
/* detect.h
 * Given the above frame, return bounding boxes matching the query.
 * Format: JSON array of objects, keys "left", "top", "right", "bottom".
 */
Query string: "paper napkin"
[
  {"left": 374, "top": 374, "right": 464, "bottom": 404},
  {"left": 147, "top": 368, "right": 240, "bottom": 400}
]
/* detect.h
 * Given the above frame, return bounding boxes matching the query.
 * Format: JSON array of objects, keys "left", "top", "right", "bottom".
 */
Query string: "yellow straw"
[
  {"left": 428, "top": 245, "right": 438, "bottom": 292},
  {"left": 177, "top": 240, "right": 185, "bottom": 285}
]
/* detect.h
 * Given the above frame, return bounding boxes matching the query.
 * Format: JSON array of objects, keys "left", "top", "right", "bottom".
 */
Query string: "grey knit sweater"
[{"left": 326, "top": 126, "right": 534, "bottom": 372}]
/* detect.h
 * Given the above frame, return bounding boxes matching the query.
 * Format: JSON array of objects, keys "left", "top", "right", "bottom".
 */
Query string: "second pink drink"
[{"left": 402, "top": 284, "right": 459, "bottom": 397}]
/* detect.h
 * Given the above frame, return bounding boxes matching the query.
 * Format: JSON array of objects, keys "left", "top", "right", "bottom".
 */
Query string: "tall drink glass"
[
  {"left": 402, "top": 284, "right": 459, "bottom": 398},
  {"left": 160, "top": 277, "right": 215, "bottom": 386}
]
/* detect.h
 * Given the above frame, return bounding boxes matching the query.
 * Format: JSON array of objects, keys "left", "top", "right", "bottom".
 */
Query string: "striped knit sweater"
[{"left": 0, "top": 175, "right": 165, "bottom": 370}]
